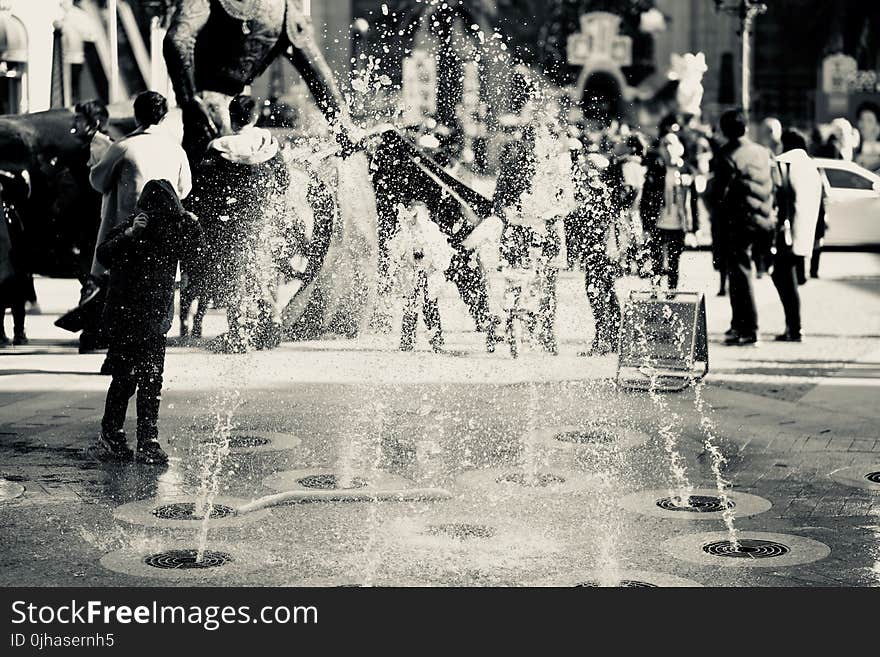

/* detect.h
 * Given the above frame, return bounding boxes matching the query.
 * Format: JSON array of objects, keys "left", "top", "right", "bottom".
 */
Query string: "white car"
[{"left": 814, "top": 158, "right": 880, "bottom": 247}]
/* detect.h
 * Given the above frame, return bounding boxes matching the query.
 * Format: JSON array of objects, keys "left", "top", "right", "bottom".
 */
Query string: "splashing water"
[
  {"left": 360, "top": 397, "right": 389, "bottom": 587},
  {"left": 194, "top": 387, "right": 241, "bottom": 563},
  {"left": 632, "top": 303, "right": 693, "bottom": 505},
  {"left": 692, "top": 380, "right": 739, "bottom": 548}
]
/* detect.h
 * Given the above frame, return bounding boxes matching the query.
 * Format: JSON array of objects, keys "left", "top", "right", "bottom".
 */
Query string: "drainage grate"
[
  {"left": 576, "top": 580, "right": 657, "bottom": 588},
  {"left": 865, "top": 472, "right": 880, "bottom": 484},
  {"left": 496, "top": 473, "right": 567, "bottom": 487},
  {"left": 702, "top": 539, "right": 790, "bottom": 559},
  {"left": 151, "top": 502, "right": 236, "bottom": 520},
  {"left": 143, "top": 549, "right": 233, "bottom": 570},
  {"left": 656, "top": 495, "right": 735, "bottom": 513},
  {"left": 425, "top": 523, "right": 496, "bottom": 540},
  {"left": 297, "top": 474, "right": 368, "bottom": 490},
  {"left": 555, "top": 429, "right": 613, "bottom": 445}
]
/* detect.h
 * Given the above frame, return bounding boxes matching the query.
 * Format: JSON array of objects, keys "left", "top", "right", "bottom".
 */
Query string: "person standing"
[
  {"left": 855, "top": 102, "right": 880, "bottom": 173},
  {"left": 72, "top": 100, "right": 113, "bottom": 354},
  {"left": 771, "top": 129, "right": 822, "bottom": 342},
  {"left": 186, "top": 95, "right": 290, "bottom": 352},
  {"left": 754, "top": 117, "right": 784, "bottom": 278},
  {"left": 709, "top": 109, "right": 775, "bottom": 347},
  {"left": 0, "top": 171, "right": 33, "bottom": 346},
  {"left": 89, "top": 91, "right": 191, "bottom": 281},
  {"left": 388, "top": 202, "right": 454, "bottom": 353},
  {"left": 640, "top": 132, "right": 699, "bottom": 290},
  {"left": 95, "top": 180, "right": 202, "bottom": 464},
  {"left": 569, "top": 152, "right": 622, "bottom": 356}
]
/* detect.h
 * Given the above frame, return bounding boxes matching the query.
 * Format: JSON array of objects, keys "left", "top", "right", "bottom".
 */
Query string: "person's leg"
[
  {"left": 98, "top": 348, "right": 137, "bottom": 459},
  {"left": 0, "top": 307, "right": 7, "bottom": 345},
  {"left": 583, "top": 255, "right": 617, "bottom": 353},
  {"left": 134, "top": 335, "right": 168, "bottom": 463},
  {"left": 420, "top": 273, "right": 443, "bottom": 352},
  {"left": 647, "top": 229, "right": 663, "bottom": 286},
  {"left": 400, "top": 280, "right": 419, "bottom": 352},
  {"left": 770, "top": 253, "right": 801, "bottom": 338},
  {"left": 666, "top": 231, "right": 685, "bottom": 290},
  {"left": 11, "top": 299, "right": 26, "bottom": 344},
  {"left": 539, "top": 267, "right": 558, "bottom": 354},
  {"left": 726, "top": 241, "right": 758, "bottom": 341},
  {"left": 810, "top": 246, "right": 821, "bottom": 278}
]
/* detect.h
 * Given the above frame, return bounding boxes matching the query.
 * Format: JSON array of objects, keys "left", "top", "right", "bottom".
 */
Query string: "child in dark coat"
[{"left": 95, "top": 179, "right": 202, "bottom": 464}]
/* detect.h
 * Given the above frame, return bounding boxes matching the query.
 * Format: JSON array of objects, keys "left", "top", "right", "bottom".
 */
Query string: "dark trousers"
[
  {"left": 771, "top": 251, "right": 801, "bottom": 333},
  {"left": 101, "top": 334, "right": 167, "bottom": 444},
  {"left": 584, "top": 252, "right": 621, "bottom": 349},
  {"left": 810, "top": 246, "right": 822, "bottom": 277},
  {"left": 401, "top": 271, "right": 442, "bottom": 350},
  {"left": 539, "top": 267, "right": 558, "bottom": 352},
  {"left": 649, "top": 229, "right": 685, "bottom": 289},
  {"left": 727, "top": 241, "right": 758, "bottom": 336},
  {"left": 0, "top": 302, "right": 25, "bottom": 337}
]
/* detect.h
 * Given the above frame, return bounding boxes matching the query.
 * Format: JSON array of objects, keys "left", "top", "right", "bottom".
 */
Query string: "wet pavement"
[{"left": 1, "top": 251, "right": 879, "bottom": 587}]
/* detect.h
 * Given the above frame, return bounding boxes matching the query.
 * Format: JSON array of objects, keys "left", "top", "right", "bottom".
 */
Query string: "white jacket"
[
  {"left": 89, "top": 123, "right": 191, "bottom": 276},
  {"left": 776, "top": 148, "right": 821, "bottom": 257}
]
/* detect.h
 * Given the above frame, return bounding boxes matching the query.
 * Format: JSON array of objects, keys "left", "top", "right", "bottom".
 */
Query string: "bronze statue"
[{"left": 163, "top": 0, "right": 354, "bottom": 162}]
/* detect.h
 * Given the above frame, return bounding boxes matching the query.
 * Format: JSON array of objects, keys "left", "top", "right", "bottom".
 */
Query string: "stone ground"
[{"left": 1, "top": 251, "right": 879, "bottom": 587}]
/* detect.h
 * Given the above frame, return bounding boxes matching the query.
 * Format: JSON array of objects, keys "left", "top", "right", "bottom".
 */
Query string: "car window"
[{"left": 821, "top": 168, "right": 875, "bottom": 190}]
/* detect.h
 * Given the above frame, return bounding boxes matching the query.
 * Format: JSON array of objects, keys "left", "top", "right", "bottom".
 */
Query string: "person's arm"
[
  {"left": 285, "top": 37, "right": 352, "bottom": 141},
  {"left": 177, "top": 149, "right": 193, "bottom": 200},
  {"left": 88, "top": 141, "right": 125, "bottom": 194},
  {"left": 164, "top": 0, "right": 216, "bottom": 162},
  {"left": 95, "top": 216, "right": 141, "bottom": 269}
]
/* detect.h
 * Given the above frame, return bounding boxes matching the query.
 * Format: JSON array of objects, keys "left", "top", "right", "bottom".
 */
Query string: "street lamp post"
[{"left": 714, "top": 0, "right": 767, "bottom": 114}]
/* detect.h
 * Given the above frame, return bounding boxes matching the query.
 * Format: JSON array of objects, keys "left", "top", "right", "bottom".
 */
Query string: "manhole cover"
[
  {"left": 555, "top": 430, "right": 613, "bottom": 445},
  {"left": 656, "top": 495, "right": 735, "bottom": 513},
  {"left": 576, "top": 580, "right": 657, "bottom": 588},
  {"left": 425, "top": 523, "right": 496, "bottom": 540},
  {"left": 143, "top": 549, "right": 233, "bottom": 570},
  {"left": 297, "top": 474, "right": 368, "bottom": 490},
  {"left": 865, "top": 472, "right": 880, "bottom": 484},
  {"left": 496, "top": 472, "right": 567, "bottom": 487},
  {"left": 151, "top": 502, "right": 236, "bottom": 520},
  {"left": 702, "top": 539, "right": 790, "bottom": 559},
  {"left": 228, "top": 435, "right": 271, "bottom": 448}
]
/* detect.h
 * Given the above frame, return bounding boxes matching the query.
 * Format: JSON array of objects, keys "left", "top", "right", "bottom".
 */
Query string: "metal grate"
[
  {"left": 143, "top": 549, "right": 233, "bottom": 569},
  {"left": 576, "top": 580, "right": 657, "bottom": 588},
  {"left": 425, "top": 523, "right": 496, "bottom": 540},
  {"left": 496, "top": 473, "right": 566, "bottom": 487},
  {"left": 555, "top": 429, "right": 613, "bottom": 445},
  {"left": 228, "top": 435, "right": 271, "bottom": 448},
  {"left": 297, "top": 474, "right": 368, "bottom": 490},
  {"left": 656, "top": 495, "right": 735, "bottom": 513},
  {"left": 151, "top": 502, "right": 235, "bottom": 520},
  {"left": 702, "top": 539, "right": 790, "bottom": 559}
]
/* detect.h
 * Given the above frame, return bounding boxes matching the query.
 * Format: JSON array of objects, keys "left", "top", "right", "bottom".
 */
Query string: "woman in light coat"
[{"left": 771, "top": 129, "right": 822, "bottom": 342}]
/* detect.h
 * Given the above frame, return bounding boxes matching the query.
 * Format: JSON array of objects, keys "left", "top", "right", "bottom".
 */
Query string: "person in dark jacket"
[
  {"left": 639, "top": 132, "right": 700, "bottom": 290},
  {"left": 709, "top": 109, "right": 774, "bottom": 346},
  {"left": 184, "top": 94, "right": 290, "bottom": 352},
  {"left": 0, "top": 172, "right": 34, "bottom": 346},
  {"left": 95, "top": 179, "right": 203, "bottom": 464},
  {"left": 570, "top": 152, "right": 622, "bottom": 356}
]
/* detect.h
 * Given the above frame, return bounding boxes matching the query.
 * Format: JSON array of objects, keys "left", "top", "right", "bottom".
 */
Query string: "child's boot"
[{"left": 96, "top": 429, "right": 134, "bottom": 461}]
